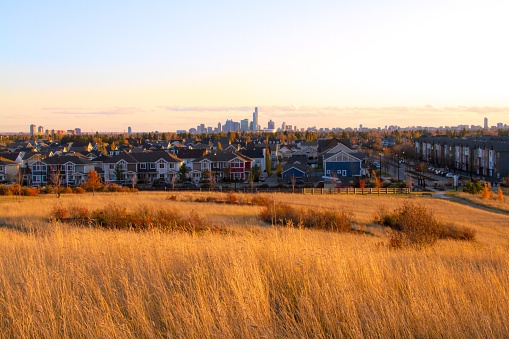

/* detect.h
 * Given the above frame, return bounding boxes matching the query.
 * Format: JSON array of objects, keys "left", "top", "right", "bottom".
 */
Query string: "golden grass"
[
  {"left": 0, "top": 192, "right": 509, "bottom": 337},
  {"left": 455, "top": 191, "right": 509, "bottom": 213}
]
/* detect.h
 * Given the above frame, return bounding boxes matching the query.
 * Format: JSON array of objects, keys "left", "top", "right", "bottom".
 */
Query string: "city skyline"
[{"left": 2, "top": 1, "right": 509, "bottom": 132}]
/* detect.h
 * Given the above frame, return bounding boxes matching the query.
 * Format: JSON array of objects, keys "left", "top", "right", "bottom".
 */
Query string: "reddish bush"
[{"left": 73, "top": 187, "right": 86, "bottom": 194}]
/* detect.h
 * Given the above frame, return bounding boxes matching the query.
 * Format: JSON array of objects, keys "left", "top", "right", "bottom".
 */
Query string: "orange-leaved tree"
[{"left": 83, "top": 170, "right": 103, "bottom": 194}]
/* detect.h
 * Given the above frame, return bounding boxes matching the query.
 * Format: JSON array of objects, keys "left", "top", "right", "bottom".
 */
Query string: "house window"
[
  {"left": 33, "top": 164, "right": 40, "bottom": 171},
  {"left": 109, "top": 164, "right": 114, "bottom": 170},
  {"left": 169, "top": 163, "right": 174, "bottom": 169},
  {"left": 159, "top": 163, "right": 165, "bottom": 169},
  {"left": 326, "top": 170, "right": 330, "bottom": 174},
  {"left": 150, "top": 163, "right": 155, "bottom": 169},
  {"left": 337, "top": 170, "right": 341, "bottom": 175},
  {"left": 159, "top": 173, "right": 164, "bottom": 179},
  {"left": 342, "top": 170, "right": 347, "bottom": 176},
  {"left": 140, "top": 163, "right": 146, "bottom": 169},
  {"left": 0, "top": 166, "right": 4, "bottom": 172}
]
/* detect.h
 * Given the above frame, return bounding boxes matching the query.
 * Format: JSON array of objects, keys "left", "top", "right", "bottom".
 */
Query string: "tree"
[
  {"left": 83, "top": 170, "right": 103, "bottom": 194},
  {"left": 114, "top": 164, "right": 123, "bottom": 183},
  {"left": 129, "top": 173, "right": 138, "bottom": 191},
  {"left": 178, "top": 164, "right": 188, "bottom": 182},
  {"left": 359, "top": 179, "right": 366, "bottom": 195},
  {"left": 497, "top": 187, "right": 504, "bottom": 201},
  {"left": 265, "top": 148, "right": 272, "bottom": 175},
  {"left": 49, "top": 166, "right": 62, "bottom": 198},
  {"left": 218, "top": 142, "right": 223, "bottom": 150},
  {"left": 276, "top": 161, "right": 283, "bottom": 178}
]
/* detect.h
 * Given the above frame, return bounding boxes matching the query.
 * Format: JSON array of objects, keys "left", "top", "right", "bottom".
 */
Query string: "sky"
[{"left": 1, "top": 0, "right": 509, "bottom": 133}]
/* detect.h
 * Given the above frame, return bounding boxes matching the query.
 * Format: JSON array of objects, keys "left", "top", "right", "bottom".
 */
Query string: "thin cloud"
[{"left": 158, "top": 106, "right": 252, "bottom": 112}]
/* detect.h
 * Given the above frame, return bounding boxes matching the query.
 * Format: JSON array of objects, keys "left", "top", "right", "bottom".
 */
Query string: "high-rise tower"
[{"left": 252, "top": 107, "right": 259, "bottom": 131}]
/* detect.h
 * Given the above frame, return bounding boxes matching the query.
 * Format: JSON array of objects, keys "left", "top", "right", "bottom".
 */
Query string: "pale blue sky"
[{"left": 1, "top": 0, "right": 509, "bottom": 132}]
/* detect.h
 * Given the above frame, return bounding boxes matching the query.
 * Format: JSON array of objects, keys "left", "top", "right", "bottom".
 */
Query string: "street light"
[{"left": 379, "top": 151, "right": 382, "bottom": 178}]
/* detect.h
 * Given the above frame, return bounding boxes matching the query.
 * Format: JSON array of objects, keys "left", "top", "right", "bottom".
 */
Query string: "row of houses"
[
  {"left": 0, "top": 137, "right": 371, "bottom": 185},
  {"left": 415, "top": 136, "right": 509, "bottom": 179}
]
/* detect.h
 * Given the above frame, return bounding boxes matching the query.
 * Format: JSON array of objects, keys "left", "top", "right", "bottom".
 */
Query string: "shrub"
[
  {"left": 481, "top": 183, "right": 493, "bottom": 199},
  {"left": 73, "top": 187, "right": 86, "bottom": 194},
  {"left": 250, "top": 195, "right": 273, "bottom": 206},
  {"left": 21, "top": 187, "right": 39, "bottom": 196},
  {"left": 463, "top": 180, "right": 484, "bottom": 194},
  {"left": 39, "top": 186, "right": 54, "bottom": 194},
  {"left": 50, "top": 204, "right": 218, "bottom": 233},
  {"left": 259, "top": 203, "right": 353, "bottom": 232},
  {"left": 59, "top": 187, "right": 73, "bottom": 194},
  {"left": 377, "top": 201, "right": 476, "bottom": 247},
  {"left": 497, "top": 187, "right": 504, "bottom": 201},
  {"left": 226, "top": 192, "right": 238, "bottom": 204},
  {"left": 0, "top": 185, "right": 12, "bottom": 195}
]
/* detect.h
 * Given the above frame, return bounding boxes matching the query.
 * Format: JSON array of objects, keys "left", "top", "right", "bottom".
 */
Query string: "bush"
[
  {"left": 59, "top": 187, "right": 73, "bottom": 194},
  {"left": 463, "top": 180, "right": 484, "bottom": 194},
  {"left": 259, "top": 203, "right": 353, "bottom": 232},
  {"left": 50, "top": 204, "right": 218, "bottom": 233},
  {"left": 377, "top": 201, "right": 476, "bottom": 248},
  {"left": 250, "top": 195, "right": 273, "bottom": 206},
  {"left": 21, "top": 187, "right": 39, "bottom": 196},
  {"left": 73, "top": 187, "right": 86, "bottom": 194},
  {"left": 0, "top": 185, "right": 14, "bottom": 196},
  {"left": 39, "top": 186, "right": 54, "bottom": 194},
  {"left": 226, "top": 192, "right": 238, "bottom": 204}
]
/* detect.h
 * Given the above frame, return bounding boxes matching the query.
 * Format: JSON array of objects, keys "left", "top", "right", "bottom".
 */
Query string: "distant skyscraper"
[
  {"left": 30, "top": 124, "right": 36, "bottom": 135},
  {"left": 74, "top": 128, "right": 82, "bottom": 135},
  {"left": 37, "top": 126, "right": 44, "bottom": 134},
  {"left": 282, "top": 122, "right": 286, "bottom": 131},
  {"left": 484, "top": 117, "right": 488, "bottom": 129},
  {"left": 241, "top": 119, "right": 249, "bottom": 131},
  {"left": 252, "top": 107, "right": 259, "bottom": 131},
  {"left": 268, "top": 119, "right": 275, "bottom": 129},
  {"left": 128, "top": 126, "right": 132, "bottom": 134},
  {"left": 217, "top": 122, "right": 221, "bottom": 132}
]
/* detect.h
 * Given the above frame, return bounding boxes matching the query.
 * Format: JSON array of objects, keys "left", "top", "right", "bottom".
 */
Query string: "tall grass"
[{"left": 0, "top": 192, "right": 508, "bottom": 337}]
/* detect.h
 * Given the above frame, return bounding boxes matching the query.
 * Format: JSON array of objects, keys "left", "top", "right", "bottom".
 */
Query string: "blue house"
[
  {"left": 281, "top": 164, "right": 307, "bottom": 181},
  {"left": 323, "top": 151, "right": 363, "bottom": 180}
]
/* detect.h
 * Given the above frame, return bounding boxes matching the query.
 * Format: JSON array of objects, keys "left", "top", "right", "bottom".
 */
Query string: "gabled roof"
[
  {"left": 323, "top": 151, "right": 361, "bottom": 163},
  {"left": 0, "top": 157, "right": 19, "bottom": 165},
  {"left": 43, "top": 155, "right": 93, "bottom": 165},
  {"left": 100, "top": 152, "right": 138, "bottom": 164},
  {"left": 131, "top": 152, "right": 182, "bottom": 163},
  {"left": 177, "top": 149, "right": 207, "bottom": 159},
  {"left": 193, "top": 151, "right": 253, "bottom": 163},
  {"left": 282, "top": 163, "right": 308, "bottom": 174},
  {"left": 239, "top": 149, "right": 264, "bottom": 159}
]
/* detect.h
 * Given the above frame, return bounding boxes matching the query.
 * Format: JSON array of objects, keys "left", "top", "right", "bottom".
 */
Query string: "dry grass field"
[
  {"left": 455, "top": 189, "right": 509, "bottom": 213},
  {"left": 1, "top": 192, "right": 509, "bottom": 338}
]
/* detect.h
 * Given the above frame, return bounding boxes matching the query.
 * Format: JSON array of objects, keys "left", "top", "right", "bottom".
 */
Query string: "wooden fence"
[{"left": 143, "top": 187, "right": 410, "bottom": 195}]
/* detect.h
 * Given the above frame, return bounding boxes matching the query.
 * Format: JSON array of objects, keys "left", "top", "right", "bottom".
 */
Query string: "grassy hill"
[{"left": 0, "top": 192, "right": 508, "bottom": 338}]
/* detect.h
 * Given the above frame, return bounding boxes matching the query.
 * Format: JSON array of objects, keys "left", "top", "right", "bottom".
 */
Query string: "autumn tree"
[
  {"left": 83, "top": 169, "right": 103, "bottom": 194},
  {"left": 497, "top": 187, "right": 504, "bottom": 201},
  {"left": 359, "top": 179, "right": 366, "bottom": 195}
]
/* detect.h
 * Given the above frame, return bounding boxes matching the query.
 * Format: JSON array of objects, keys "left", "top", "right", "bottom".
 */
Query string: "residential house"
[
  {"left": 322, "top": 151, "right": 364, "bottom": 181},
  {"left": 191, "top": 151, "right": 253, "bottom": 182},
  {"left": 0, "top": 157, "right": 20, "bottom": 183}
]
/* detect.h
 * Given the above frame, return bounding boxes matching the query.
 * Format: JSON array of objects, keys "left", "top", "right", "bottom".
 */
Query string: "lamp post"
[{"left": 379, "top": 151, "right": 382, "bottom": 178}]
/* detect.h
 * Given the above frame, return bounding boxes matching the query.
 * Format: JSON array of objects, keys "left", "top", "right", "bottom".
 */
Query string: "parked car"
[
  {"left": 181, "top": 181, "right": 197, "bottom": 188},
  {"left": 445, "top": 173, "right": 454, "bottom": 178},
  {"left": 152, "top": 181, "right": 172, "bottom": 188}
]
